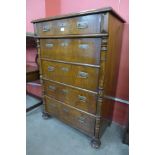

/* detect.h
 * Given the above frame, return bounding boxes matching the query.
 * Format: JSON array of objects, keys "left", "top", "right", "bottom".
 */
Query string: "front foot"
[
  {"left": 91, "top": 138, "right": 101, "bottom": 149},
  {"left": 42, "top": 112, "right": 51, "bottom": 120}
]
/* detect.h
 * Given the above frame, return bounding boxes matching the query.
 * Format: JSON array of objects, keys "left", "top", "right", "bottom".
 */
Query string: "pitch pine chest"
[{"left": 32, "top": 7, "right": 125, "bottom": 148}]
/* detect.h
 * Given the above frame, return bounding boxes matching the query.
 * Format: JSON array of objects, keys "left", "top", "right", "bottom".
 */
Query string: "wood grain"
[
  {"left": 43, "top": 80, "right": 97, "bottom": 114},
  {"left": 35, "top": 14, "right": 101, "bottom": 36},
  {"left": 40, "top": 38, "right": 101, "bottom": 65},
  {"left": 32, "top": 7, "right": 125, "bottom": 23},
  {"left": 45, "top": 96, "right": 96, "bottom": 136},
  {"left": 41, "top": 60, "right": 99, "bottom": 91},
  {"left": 101, "top": 13, "right": 124, "bottom": 121},
  {"left": 33, "top": 8, "right": 125, "bottom": 148}
]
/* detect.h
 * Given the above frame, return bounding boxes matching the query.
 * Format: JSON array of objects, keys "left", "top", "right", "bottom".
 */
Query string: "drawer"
[
  {"left": 40, "top": 38, "right": 101, "bottom": 65},
  {"left": 45, "top": 96, "right": 95, "bottom": 136},
  {"left": 45, "top": 96, "right": 60, "bottom": 117},
  {"left": 42, "top": 60, "right": 99, "bottom": 91},
  {"left": 43, "top": 80, "right": 97, "bottom": 114},
  {"left": 35, "top": 14, "right": 101, "bottom": 36}
]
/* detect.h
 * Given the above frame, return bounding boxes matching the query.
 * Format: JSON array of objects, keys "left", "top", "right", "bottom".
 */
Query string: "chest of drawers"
[{"left": 32, "top": 7, "right": 125, "bottom": 148}]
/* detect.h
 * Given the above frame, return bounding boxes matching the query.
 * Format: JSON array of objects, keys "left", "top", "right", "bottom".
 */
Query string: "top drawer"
[{"left": 35, "top": 14, "right": 101, "bottom": 36}]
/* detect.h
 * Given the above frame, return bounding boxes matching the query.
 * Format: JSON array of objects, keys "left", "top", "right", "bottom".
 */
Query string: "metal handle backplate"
[
  {"left": 78, "top": 95, "right": 87, "bottom": 102},
  {"left": 48, "top": 66, "right": 55, "bottom": 72},
  {"left": 79, "top": 44, "right": 89, "bottom": 49},
  {"left": 61, "top": 67, "right": 69, "bottom": 72},
  {"left": 61, "top": 42, "right": 68, "bottom": 47},
  {"left": 78, "top": 116, "right": 86, "bottom": 124},
  {"left": 46, "top": 43, "right": 53, "bottom": 48},
  {"left": 61, "top": 89, "right": 69, "bottom": 94},
  {"left": 48, "top": 85, "right": 56, "bottom": 91},
  {"left": 63, "top": 108, "right": 69, "bottom": 113},
  {"left": 78, "top": 71, "right": 88, "bottom": 78}
]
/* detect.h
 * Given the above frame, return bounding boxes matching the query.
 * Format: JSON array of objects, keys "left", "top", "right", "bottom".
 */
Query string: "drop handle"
[
  {"left": 61, "top": 42, "right": 68, "bottom": 47},
  {"left": 78, "top": 95, "right": 87, "bottom": 102},
  {"left": 48, "top": 85, "right": 56, "bottom": 91},
  {"left": 48, "top": 66, "right": 55, "bottom": 72},
  {"left": 61, "top": 67, "right": 69, "bottom": 72},
  {"left": 78, "top": 71, "right": 88, "bottom": 78},
  {"left": 61, "top": 89, "right": 69, "bottom": 94},
  {"left": 79, "top": 44, "right": 89, "bottom": 49},
  {"left": 46, "top": 43, "right": 53, "bottom": 48},
  {"left": 78, "top": 116, "right": 86, "bottom": 124},
  {"left": 63, "top": 108, "right": 69, "bottom": 113}
]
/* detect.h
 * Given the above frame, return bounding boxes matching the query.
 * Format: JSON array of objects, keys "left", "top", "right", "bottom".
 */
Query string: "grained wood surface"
[
  {"left": 101, "top": 13, "right": 124, "bottom": 120},
  {"left": 43, "top": 80, "right": 97, "bottom": 114},
  {"left": 33, "top": 8, "right": 125, "bottom": 146},
  {"left": 36, "top": 14, "right": 101, "bottom": 36},
  {"left": 41, "top": 60, "right": 99, "bottom": 91},
  {"left": 32, "top": 7, "right": 125, "bottom": 23},
  {"left": 45, "top": 96, "right": 96, "bottom": 136},
  {"left": 40, "top": 38, "right": 101, "bottom": 65}
]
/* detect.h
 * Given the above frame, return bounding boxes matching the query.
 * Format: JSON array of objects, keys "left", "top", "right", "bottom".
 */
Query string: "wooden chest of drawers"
[{"left": 32, "top": 7, "right": 125, "bottom": 148}]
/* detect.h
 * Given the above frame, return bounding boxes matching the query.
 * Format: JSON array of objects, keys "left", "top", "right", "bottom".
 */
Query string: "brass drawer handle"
[
  {"left": 48, "top": 66, "right": 55, "bottom": 71},
  {"left": 78, "top": 116, "right": 86, "bottom": 124},
  {"left": 63, "top": 108, "right": 69, "bottom": 113},
  {"left": 78, "top": 95, "right": 87, "bottom": 102},
  {"left": 61, "top": 89, "right": 69, "bottom": 94},
  {"left": 46, "top": 43, "right": 53, "bottom": 48},
  {"left": 61, "top": 42, "right": 68, "bottom": 47},
  {"left": 77, "top": 21, "right": 88, "bottom": 29},
  {"left": 48, "top": 85, "right": 56, "bottom": 91},
  {"left": 42, "top": 25, "right": 50, "bottom": 32},
  {"left": 61, "top": 67, "right": 69, "bottom": 72},
  {"left": 79, "top": 119, "right": 85, "bottom": 124},
  {"left": 79, "top": 44, "right": 89, "bottom": 49},
  {"left": 78, "top": 71, "right": 88, "bottom": 78}
]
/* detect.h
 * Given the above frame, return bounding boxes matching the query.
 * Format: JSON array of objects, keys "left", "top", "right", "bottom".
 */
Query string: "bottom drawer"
[{"left": 44, "top": 96, "right": 96, "bottom": 136}]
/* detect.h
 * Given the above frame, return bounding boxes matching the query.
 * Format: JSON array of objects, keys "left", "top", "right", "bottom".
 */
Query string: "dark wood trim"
[
  {"left": 44, "top": 95, "right": 100, "bottom": 118},
  {"left": 40, "top": 58, "right": 100, "bottom": 68},
  {"left": 34, "top": 33, "right": 108, "bottom": 39},
  {"left": 42, "top": 77, "right": 98, "bottom": 95},
  {"left": 45, "top": 110, "right": 94, "bottom": 137},
  {"left": 31, "top": 7, "right": 125, "bottom": 23}
]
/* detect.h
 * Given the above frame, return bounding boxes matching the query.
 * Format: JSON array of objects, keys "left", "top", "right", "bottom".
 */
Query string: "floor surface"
[{"left": 26, "top": 95, "right": 129, "bottom": 155}]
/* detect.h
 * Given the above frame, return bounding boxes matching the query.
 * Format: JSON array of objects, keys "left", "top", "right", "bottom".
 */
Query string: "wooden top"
[{"left": 31, "top": 7, "right": 125, "bottom": 23}]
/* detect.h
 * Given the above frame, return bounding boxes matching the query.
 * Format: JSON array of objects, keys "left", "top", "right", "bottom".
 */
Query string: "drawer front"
[
  {"left": 35, "top": 14, "right": 101, "bottom": 36},
  {"left": 40, "top": 38, "right": 101, "bottom": 65},
  {"left": 45, "top": 96, "right": 95, "bottom": 136},
  {"left": 42, "top": 60, "right": 99, "bottom": 91},
  {"left": 43, "top": 80, "right": 97, "bottom": 114},
  {"left": 45, "top": 97, "right": 60, "bottom": 117}
]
